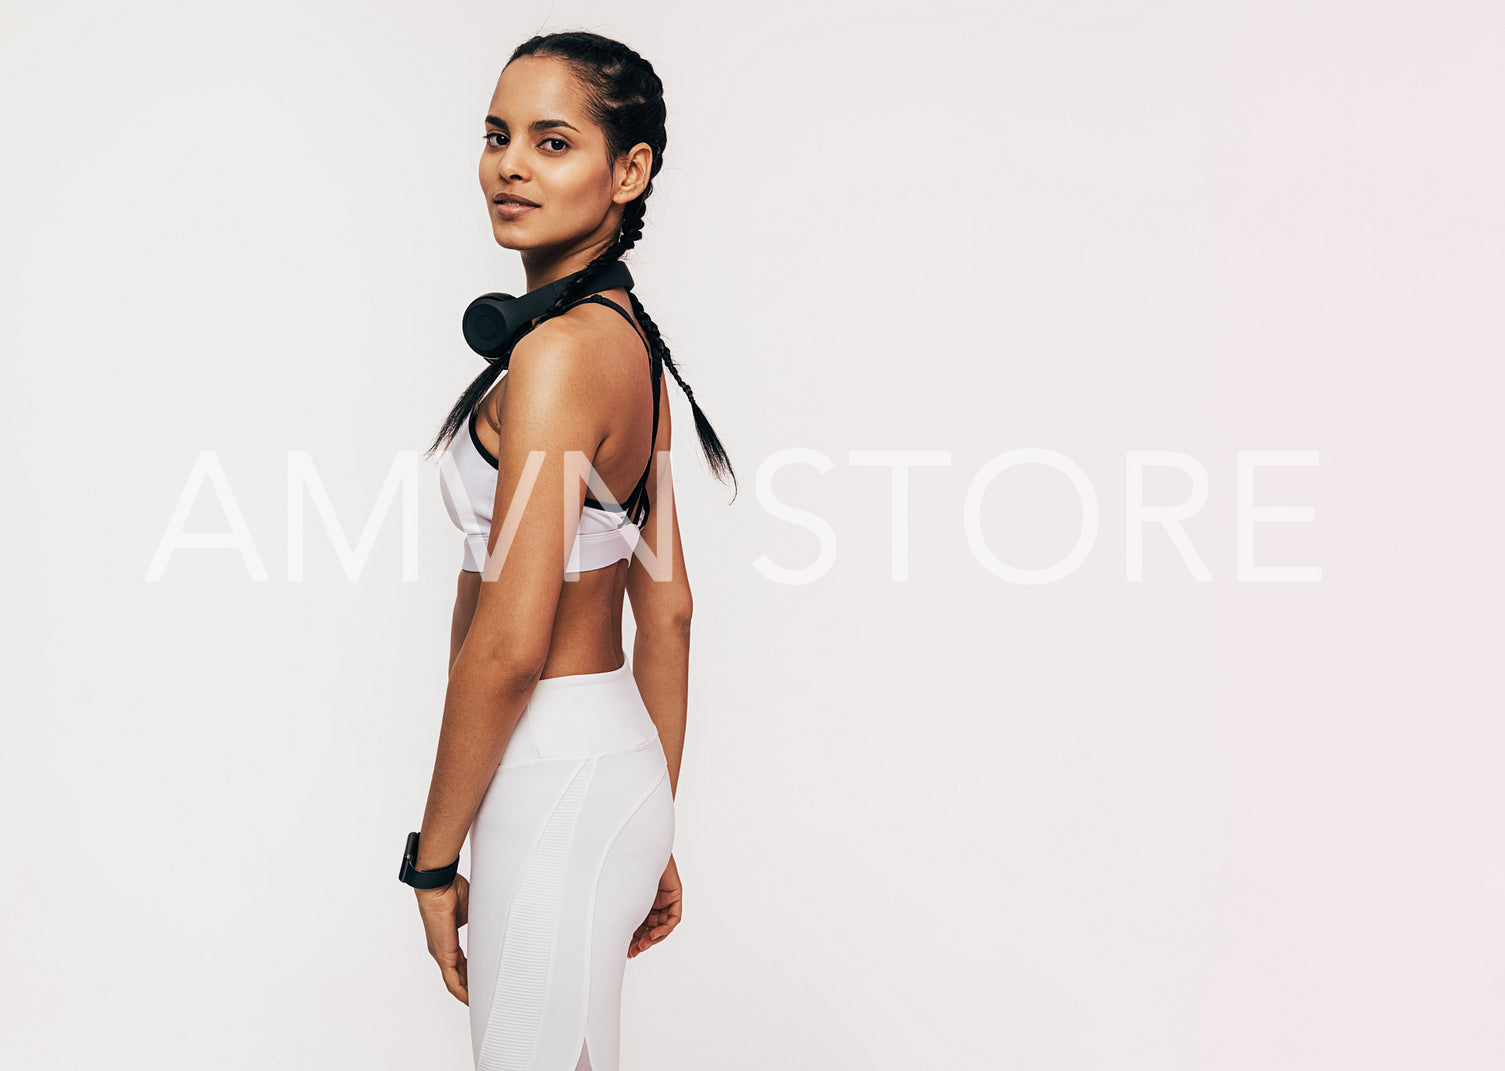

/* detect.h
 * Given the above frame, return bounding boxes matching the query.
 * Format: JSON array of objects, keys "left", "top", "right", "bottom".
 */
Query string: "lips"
[{"left": 494, "top": 193, "right": 539, "bottom": 207}]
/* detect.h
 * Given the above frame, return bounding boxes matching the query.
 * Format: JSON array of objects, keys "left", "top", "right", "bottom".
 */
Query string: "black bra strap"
[
  {"left": 622, "top": 346, "right": 662, "bottom": 527},
  {"left": 564, "top": 294, "right": 661, "bottom": 524},
  {"left": 563, "top": 294, "right": 651, "bottom": 356}
]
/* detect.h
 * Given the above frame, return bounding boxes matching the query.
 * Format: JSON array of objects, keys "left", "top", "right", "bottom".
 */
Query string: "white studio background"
[{"left": 3, "top": 1, "right": 1502, "bottom": 1069}]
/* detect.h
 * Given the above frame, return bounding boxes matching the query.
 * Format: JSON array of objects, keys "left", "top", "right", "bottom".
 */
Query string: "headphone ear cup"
[{"left": 462, "top": 293, "right": 518, "bottom": 359}]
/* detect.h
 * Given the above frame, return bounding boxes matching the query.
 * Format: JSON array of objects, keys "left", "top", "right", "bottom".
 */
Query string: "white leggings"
[{"left": 467, "top": 658, "right": 675, "bottom": 1071}]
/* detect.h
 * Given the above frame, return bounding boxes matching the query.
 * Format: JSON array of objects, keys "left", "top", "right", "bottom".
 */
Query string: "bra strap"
[
  {"left": 562, "top": 294, "right": 651, "bottom": 356},
  {"left": 623, "top": 348, "right": 662, "bottom": 527},
  {"left": 564, "top": 293, "right": 661, "bottom": 525}
]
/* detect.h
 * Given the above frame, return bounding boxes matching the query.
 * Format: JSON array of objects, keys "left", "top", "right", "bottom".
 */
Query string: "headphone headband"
[{"left": 462, "top": 260, "right": 635, "bottom": 360}]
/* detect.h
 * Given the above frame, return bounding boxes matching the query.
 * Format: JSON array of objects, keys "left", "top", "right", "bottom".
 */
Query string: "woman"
[{"left": 403, "top": 31, "right": 735, "bottom": 1071}]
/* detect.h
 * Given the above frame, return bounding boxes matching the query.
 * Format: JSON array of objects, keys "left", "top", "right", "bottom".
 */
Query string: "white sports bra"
[{"left": 439, "top": 293, "right": 661, "bottom": 576}]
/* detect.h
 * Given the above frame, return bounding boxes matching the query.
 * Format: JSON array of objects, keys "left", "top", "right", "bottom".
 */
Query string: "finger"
[
  {"left": 630, "top": 922, "right": 656, "bottom": 955},
  {"left": 428, "top": 914, "right": 469, "bottom": 1004},
  {"left": 633, "top": 925, "right": 660, "bottom": 953},
  {"left": 437, "top": 950, "right": 466, "bottom": 993},
  {"left": 647, "top": 899, "right": 680, "bottom": 944},
  {"left": 440, "top": 961, "right": 469, "bottom": 1005},
  {"left": 628, "top": 924, "right": 651, "bottom": 954}
]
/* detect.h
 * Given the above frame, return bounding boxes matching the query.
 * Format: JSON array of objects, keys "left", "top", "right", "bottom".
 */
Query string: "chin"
[{"left": 490, "top": 228, "right": 527, "bottom": 250}]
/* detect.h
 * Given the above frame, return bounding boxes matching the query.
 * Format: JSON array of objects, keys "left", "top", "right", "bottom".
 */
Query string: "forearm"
[
  {"left": 631, "top": 616, "right": 691, "bottom": 797},
  {"left": 416, "top": 649, "right": 540, "bottom": 869}
]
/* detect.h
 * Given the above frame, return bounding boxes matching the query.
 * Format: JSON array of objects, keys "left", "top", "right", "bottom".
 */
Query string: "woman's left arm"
[{"left": 414, "top": 325, "right": 607, "bottom": 873}]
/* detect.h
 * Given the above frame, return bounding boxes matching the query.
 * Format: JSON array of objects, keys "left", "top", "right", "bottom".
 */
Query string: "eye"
[
  {"left": 483, "top": 131, "right": 507, "bottom": 148},
  {"left": 541, "top": 136, "right": 568, "bottom": 152}
]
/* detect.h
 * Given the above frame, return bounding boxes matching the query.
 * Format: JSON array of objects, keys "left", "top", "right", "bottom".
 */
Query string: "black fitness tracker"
[{"left": 397, "top": 831, "right": 460, "bottom": 890}]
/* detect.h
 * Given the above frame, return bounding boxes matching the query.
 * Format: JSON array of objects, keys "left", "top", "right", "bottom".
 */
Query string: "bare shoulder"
[
  {"left": 515, "top": 298, "right": 646, "bottom": 371},
  {"left": 505, "top": 314, "right": 600, "bottom": 385},
  {"left": 498, "top": 316, "right": 608, "bottom": 436}
]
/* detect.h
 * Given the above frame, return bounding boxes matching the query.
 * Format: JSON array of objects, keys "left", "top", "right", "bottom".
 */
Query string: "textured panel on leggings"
[{"left": 478, "top": 756, "right": 598, "bottom": 1070}]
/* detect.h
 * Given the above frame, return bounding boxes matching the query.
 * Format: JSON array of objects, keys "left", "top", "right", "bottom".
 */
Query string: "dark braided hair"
[{"left": 424, "top": 31, "right": 736, "bottom": 521}]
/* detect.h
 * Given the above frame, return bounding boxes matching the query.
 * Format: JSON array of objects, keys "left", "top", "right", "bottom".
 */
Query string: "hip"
[
  {"left": 472, "top": 657, "right": 673, "bottom": 867},
  {"left": 498, "top": 657, "right": 662, "bottom": 768}
]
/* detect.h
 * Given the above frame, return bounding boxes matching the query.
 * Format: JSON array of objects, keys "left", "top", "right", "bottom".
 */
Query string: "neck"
[{"left": 519, "top": 230, "right": 619, "bottom": 295}]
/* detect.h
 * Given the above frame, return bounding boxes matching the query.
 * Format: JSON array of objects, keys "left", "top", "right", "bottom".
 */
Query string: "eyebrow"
[{"left": 484, "top": 116, "right": 582, "bottom": 134}]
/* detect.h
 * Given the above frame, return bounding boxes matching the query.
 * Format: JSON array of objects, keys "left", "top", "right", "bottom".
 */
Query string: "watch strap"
[{"left": 398, "top": 830, "right": 459, "bottom": 889}]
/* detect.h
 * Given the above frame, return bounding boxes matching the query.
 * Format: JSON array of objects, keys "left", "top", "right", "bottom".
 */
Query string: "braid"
[
  {"left": 427, "top": 31, "right": 736, "bottom": 509},
  {"left": 626, "top": 288, "right": 734, "bottom": 487}
]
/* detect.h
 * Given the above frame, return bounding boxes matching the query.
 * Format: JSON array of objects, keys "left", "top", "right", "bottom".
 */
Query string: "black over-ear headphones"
[{"left": 461, "top": 260, "right": 635, "bottom": 361}]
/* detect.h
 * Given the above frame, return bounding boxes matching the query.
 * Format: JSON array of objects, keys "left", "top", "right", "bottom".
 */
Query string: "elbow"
[
  {"left": 671, "top": 585, "right": 693, "bottom": 628},
  {"left": 660, "top": 585, "right": 692, "bottom": 631},
  {"left": 460, "top": 642, "right": 549, "bottom": 693},
  {"left": 645, "top": 599, "right": 692, "bottom": 642}
]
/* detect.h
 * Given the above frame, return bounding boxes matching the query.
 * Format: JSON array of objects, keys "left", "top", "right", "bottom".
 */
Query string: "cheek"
[{"left": 555, "top": 161, "right": 610, "bottom": 210}]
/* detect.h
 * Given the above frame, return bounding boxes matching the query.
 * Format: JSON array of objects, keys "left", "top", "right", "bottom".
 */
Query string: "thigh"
[
  {"left": 467, "top": 740, "right": 674, "bottom": 1071},
  {"left": 467, "top": 756, "right": 584, "bottom": 1068}
]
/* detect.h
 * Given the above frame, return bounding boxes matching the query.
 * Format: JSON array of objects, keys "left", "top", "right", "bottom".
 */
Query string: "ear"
[{"left": 614, "top": 143, "right": 654, "bottom": 203}]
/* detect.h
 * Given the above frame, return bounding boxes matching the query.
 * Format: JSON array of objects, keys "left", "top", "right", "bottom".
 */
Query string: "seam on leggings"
[
  {"left": 476, "top": 755, "right": 595, "bottom": 1071},
  {"left": 497, "top": 732, "right": 661, "bottom": 771},
  {"left": 476, "top": 758, "right": 583, "bottom": 1068},
  {"left": 568, "top": 766, "right": 672, "bottom": 1064}
]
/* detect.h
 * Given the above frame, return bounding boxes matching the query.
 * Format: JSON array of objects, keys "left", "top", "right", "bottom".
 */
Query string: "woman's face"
[{"left": 479, "top": 55, "right": 625, "bottom": 256}]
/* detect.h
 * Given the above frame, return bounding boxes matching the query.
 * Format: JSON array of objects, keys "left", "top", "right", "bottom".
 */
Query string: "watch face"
[
  {"left": 399, "top": 831, "right": 421, "bottom": 882},
  {"left": 398, "top": 831, "right": 458, "bottom": 888}
]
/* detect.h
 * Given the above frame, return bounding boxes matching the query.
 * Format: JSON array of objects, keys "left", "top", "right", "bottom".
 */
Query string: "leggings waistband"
[{"left": 500, "top": 658, "right": 659, "bottom": 767}]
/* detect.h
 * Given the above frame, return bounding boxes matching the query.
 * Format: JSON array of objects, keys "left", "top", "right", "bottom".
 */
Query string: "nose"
[{"left": 493, "top": 142, "right": 526, "bottom": 181}]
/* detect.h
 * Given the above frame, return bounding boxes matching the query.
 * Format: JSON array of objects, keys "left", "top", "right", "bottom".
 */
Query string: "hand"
[
  {"left": 629, "top": 853, "right": 681, "bottom": 958},
  {"left": 415, "top": 873, "right": 470, "bottom": 1004}
]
